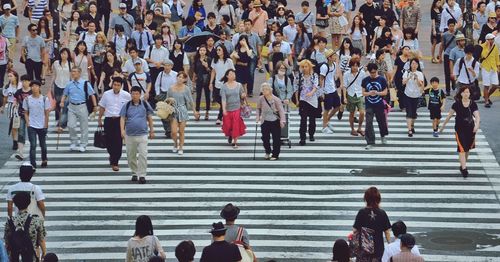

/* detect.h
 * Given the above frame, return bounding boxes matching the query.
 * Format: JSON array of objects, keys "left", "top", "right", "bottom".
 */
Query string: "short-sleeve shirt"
[
  {"left": 442, "top": 30, "right": 458, "bottom": 55},
  {"left": 295, "top": 11, "right": 316, "bottom": 34},
  {"left": 224, "top": 224, "right": 250, "bottom": 246},
  {"left": 428, "top": 88, "right": 446, "bottom": 108},
  {"left": 221, "top": 83, "right": 244, "bottom": 112},
  {"left": 125, "top": 235, "right": 164, "bottom": 262},
  {"left": 22, "top": 35, "right": 45, "bottom": 62},
  {"left": 4, "top": 211, "right": 46, "bottom": 254},
  {"left": 353, "top": 207, "right": 391, "bottom": 258},
  {"left": 63, "top": 80, "right": 95, "bottom": 104},
  {"left": 22, "top": 95, "right": 50, "bottom": 128},
  {"left": 0, "top": 14, "right": 19, "bottom": 38},
  {"left": 320, "top": 62, "right": 338, "bottom": 94},
  {"left": 120, "top": 100, "right": 154, "bottom": 136},
  {"left": 200, "top": 241, "right": 242, "bottom": 262},
  {"left": 13, "top": 89, "right": 32, "bottom": 116},
  {"left": 449, "top": 46, "right": 465, "bottom": 63},
  {"left": 128, "top": 72, "right": 151, "bottom": 97},
  {"left": 98, "top": 89, "right": 131, "bottom": 117},
  {"left": 362, "top": 76, "right": 388, "bottom": 106},
  {"left": 452, "top": 100, "right": 478, "bottom": 130},
  {"left": 110, "top": 14, "right": 135, "bottom": 37},
  {"left": 431, "top": 9, "right": 441, "bottom": 31}
]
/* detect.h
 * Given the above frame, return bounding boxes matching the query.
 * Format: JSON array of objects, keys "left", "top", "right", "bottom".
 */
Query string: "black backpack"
[{"left": 8, "top": 215, "right": 35, "bottom": 260}]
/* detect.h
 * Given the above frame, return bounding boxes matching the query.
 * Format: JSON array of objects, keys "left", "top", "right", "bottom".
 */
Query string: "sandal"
[
  {"left": 232, "top": 143, "right": 239, "bottom": 149},
  {"left": 431, "top": 58, "right": 438, "bottom": 64},
  {"left": 350, "top": 130, "right": 358, "bottom": 136},
  {"left": 357, "top": 129, "right": 365, "bottom": 136},
  {"left": 205, "top": 112, "right": 209, "bottom": 120}
]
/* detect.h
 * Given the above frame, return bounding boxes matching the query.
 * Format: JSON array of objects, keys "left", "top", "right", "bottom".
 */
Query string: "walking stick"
[{"left": 253, "top": 122, "right": 258, "bottom": 160}]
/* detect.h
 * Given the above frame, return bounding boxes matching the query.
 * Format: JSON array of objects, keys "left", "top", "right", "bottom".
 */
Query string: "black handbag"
[
  {"left": 93, "top": 127, "right": 107, "bottom": 149},
  {"left": 83, "top": 81, "right": 95, "bottom": 115},
  {"left": 23, "top": 6, "right": 31, "bottom": 18}
]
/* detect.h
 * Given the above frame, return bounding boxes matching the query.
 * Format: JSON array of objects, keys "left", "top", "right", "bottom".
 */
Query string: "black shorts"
[
  {"left": 324, "top": 92, "right": 341, "bottom": 110},
  {"left": 429, "top": 106, "right": 442, "bottom": 119}
]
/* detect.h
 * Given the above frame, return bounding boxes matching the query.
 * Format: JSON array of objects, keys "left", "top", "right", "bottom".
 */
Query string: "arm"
[
  {"left": 120, "top": 116, "right": 126, "bottom": 138},
  {"left": 384, "top": 229, "right": 391, "bottom": 244},
  {"left": 147, "top": 114, "right": 154, "bottom": 139},
  {"left": 7, "top": 201, "right": 13, "bottom": 217},
  {"left": 473, "top": 110, "right": 480, "bottom": 133},
  {"left": 98, "top": 106, "right": 105, "bottom": 126},
  {"left": 37, "top": 200, "right": 46, "bottom": 217},
  {"left": 439, "top": 108, "right": 455, "bottom": 132},
  {"left": 209, "top": 68, "right": 215, "bottom": 91}
]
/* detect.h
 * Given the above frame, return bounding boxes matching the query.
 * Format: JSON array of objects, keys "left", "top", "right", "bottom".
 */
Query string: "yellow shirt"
[{"left": 480, "top": 42, "right": 500, "bottom": 72}]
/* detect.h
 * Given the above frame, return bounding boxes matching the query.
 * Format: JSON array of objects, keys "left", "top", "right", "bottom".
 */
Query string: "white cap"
[
  {"left": 486, "top": 33, "right": 496, "bottom": 40},
  {"left": 119, "top": 3, "right": 127, "bottom": 8},
  {"left": 3, "top": 3, "right": 11, "bottom": 9}
]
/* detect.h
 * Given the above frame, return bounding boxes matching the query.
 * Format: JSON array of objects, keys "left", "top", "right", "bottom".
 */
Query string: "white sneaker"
[
  {"left": 178, "top": 150, "right": 183, "bottom": 155},
  {"left": 79, "top": 146, "right": 86, "bottom": 152},
  {"left": 327, "top": 123, "right": 334, "bottom": 130},
  {"left": 322, "top": 127, "right": 333, "bottom": 134},
  {"left": 264, "top": 154, "right": 270, "bottom": 160},
  {"left": 172, "top": 146, "right": 178, "bottom": 153},
  {"left": 381, "top": 137, "right": 388, "bottom": 144},
  {"left": 15, "top": 152, "right": 23, "bottom": 161},
  {"left": 70, "top": 143, "right": 78, "bottom": 151},
  {"left": 365, "top": 144, "right": 374, "bottom": 150}
]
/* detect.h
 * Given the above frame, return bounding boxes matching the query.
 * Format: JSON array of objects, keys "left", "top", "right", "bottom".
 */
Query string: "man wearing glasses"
[
  {"left": 21, "top": 24, "right": 45, "bottom": 82},
  {"left": 362, "top": 63, "right": 389, "bottom": 150}
]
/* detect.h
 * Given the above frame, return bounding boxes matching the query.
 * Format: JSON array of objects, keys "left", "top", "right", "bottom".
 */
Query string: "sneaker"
[
  {"left": 79, "top": 146, "right": 86, "bottom": 152},
  {"left": 264, "top": 154, "right": 270, "bottom": 160},
  {"left": 70, "top": 143, "right": 78, "bottom": 151},
  {"left": 15, "top": 152, "right": 23, "bottom": 161},
  {"left": 381, "top": 137, "right": 388, "bottom": 144},
  {"left": 131, "top": 175, "right": 138, "bottom": 182},
  {"left": 327, "top": 123, "right": 334, "bottom": 130},
  {"left": 178, "top": 150, "right": 184, "bottom": 155},
  {"left": 433, "top": 131, "right": 439, "bottom": 137},
  {"left": 139, "top": 177, "right": 146, "bottom": 184},
  {"left": 322, "top": 127, "right": 333, "bottom": 134},
  {"left": 269, "top": 157, "right": 278, "bottom": 161},
  {"left": 172, "top": 146, "right": 178, "bottom": 153},
  {"left": 365, "top": 144, "right": 374, "bottom": 150},
  {"left": 485, "top": 103, "right": 491, "bottom": 108}
]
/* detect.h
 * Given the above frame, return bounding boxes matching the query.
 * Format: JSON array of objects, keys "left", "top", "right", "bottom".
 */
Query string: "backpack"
[
  {"left": 473, "top": 45, "right": 483, "bottom": 62},
  {"left": 8, "top": 215, "right": 35, "bottom": 260},
  {"left": 124, "top": 100, "right": 149, "bottom": 115}
]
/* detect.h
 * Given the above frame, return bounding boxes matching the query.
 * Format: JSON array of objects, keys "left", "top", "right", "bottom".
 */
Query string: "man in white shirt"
[
  {"left": 453, "top": 44, "right": 480, "bottom": 89},
  {"left": 319, "top": 50, "right": 343, "bottom": 134},
  {"left": 6, "top": 163, "right": 46, "bottom": 219},
  {"left": 440, "top": 0, "right": 462, "bottom": 32},
  {"left": 268, "top": 31, "right": 292, "bottom": 63},
  {"left": 283, "top": 15, "right": 298, "bottom": 45},
  {"left": 98, "top": 77, "right": 131, "bottom": 171},
  {"left": 344, "top": 58, "right": 367, "bottom": 136},
  {"left": 382, "top": 221, "right": 421, "bottom": 262},
  {"left": 79, "top": 21, "right": 98, "bottom": 53},
  {"left": 128, "top": 60, "right": 152, "bottom": 101},
  {"left": 155, "top": 59, "right": 177, "bottom": 137},
  {"left": 145, "top": 34, "right": 169, "bottom": 96},
  {"left": 122, "top": 47, "right": 149, "bottom": 77}
]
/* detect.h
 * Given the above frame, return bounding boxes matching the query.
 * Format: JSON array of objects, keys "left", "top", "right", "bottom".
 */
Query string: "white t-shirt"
[
  {"left": 320, "top": 62, "right": 338, "bottom": 94},
  {"left": 283, "top": 24, "right": 298, "bottom": 43},
  {"left": 211, "top": 59, "right": 235, "bottom": 89},
  {"left": 344, "top": 69, "right": 367, "bottom": 97},
  {"left": 6, "top": 182, "right": 45, "bottom": 215},
  {"left": 403, "top": 71, "right": 424, "bottom": 98},
  {"left": 382, "top": 238, "right": 421, "bottom": 262},
  {"left": 2, "top": 83, "right": 20, "bottom": 103},
  {"left": 123, "top": 58, "right": 150, "bottom": 74},
  {"left": 268, "top": 41, "right": 292, "bottom": 56},
  {"left": 98, "top": 89, "right": 131, "bottom": 117},
  {"left": 126, "top": 235, "right": 164, "bottom": 262},
  {"left": 22, "top": 95, "right": 51, "bottom": 128}
]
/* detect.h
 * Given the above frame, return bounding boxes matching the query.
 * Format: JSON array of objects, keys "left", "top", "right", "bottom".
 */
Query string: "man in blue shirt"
[
  {"left": 0, "top": 4, "right": 19, "bottom": 55},
  {"left": 120, "top": 86, "right": 154, "bottom": 184},
  {"left": 362, "top": 63, "right": 388, "bottom": 149},
  {"left": 130, "top": 19, "right": 153, "bottom": 58},
  {"left": 60, "top": 67, "right": 97, "bottom": 152}
]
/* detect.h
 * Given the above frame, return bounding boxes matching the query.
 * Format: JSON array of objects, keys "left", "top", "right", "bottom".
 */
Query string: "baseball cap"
[
  {"left": 119, "top": 3, "right": 127, "bottom": 8},
  {"left": 3, "top": 3, "right": 11, "bottom": 10},
  {"left": 486, "top": 33, "right": 496, "bottom": 40}
]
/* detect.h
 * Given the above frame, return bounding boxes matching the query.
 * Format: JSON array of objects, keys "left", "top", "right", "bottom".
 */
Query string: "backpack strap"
[
  {"left": 82, "top": 32, "right": 86, "bottom": 41},
  {"left": 24, "top": 215, "right": 32, "bottom": 232},
  {"left": 148, "top": 45, "right": 154, "bottom": 59},
  {"left": 236, "top": 226, "right": 244, "bottom": 242},
  {"left": 83, "top": 80, "right": 89, "bottom": 99}
]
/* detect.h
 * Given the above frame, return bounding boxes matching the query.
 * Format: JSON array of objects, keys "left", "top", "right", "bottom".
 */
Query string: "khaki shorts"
[{"left": 346, "top": 95, "right": 365, "bottom": 112}]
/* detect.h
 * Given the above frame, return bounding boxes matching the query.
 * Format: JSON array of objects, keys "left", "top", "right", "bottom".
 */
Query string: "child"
[{"left": 426, "top": 77, "right": 446, "bottom": 137}]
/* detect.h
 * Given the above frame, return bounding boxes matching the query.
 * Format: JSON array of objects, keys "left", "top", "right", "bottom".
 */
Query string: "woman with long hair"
[
  {"left": 51, "top": 48, "right": 73, "bottom": 127},
  {"left": 193, "top": 45, "right": 212, "bottom": 120},
  {"left": 338, "top": 38, "right": 354, "bottom": 73},
  {"left": 209, "top": 45, "right": 234, "bottom": 125},
  {"left": 126, "top": 215, "right": 166, "bottom": 262},
  {"left": 295, "top": 59, "right": 320, "bottom": 146},
  {"left": 231, "top": 35, "right": 254, "bottom": 96},
  {"left": 92, "top": 32, "right": 107, "bottom": 93},
  {"left": 1, "top": 70, "right": 21, "bottom": 150},
  {"left": 188, "top": 0, "right": 206, "bottom": 29},
  {"left": 169, "top": 39, "right": 189, "bottom": 74},
  {"left": 430, "top": 0, "right": 443, "bottom": 63},
  {"left": 294, "top": 22, "right": 311, "bottom": 63},
  {"left": 37, "top": 16, "right": 52, "bottom": 85},
  {"left": 402, "top": 58, "right": 424, "bottom": 137},
  {"left": 160, "top": 24, "right": 176, "bottom": 50},
  {"left": 98, "top": 50, "right": 121, "bottom": 93},
  {"left": 391, "top": 45, "right": 411, "bottom": 110},
  {"left": 440, "top": 86, "right": 481, "bottom": 178},
  {"left": 59, "top": 0, "right": 73, "bottom": 32},
  {"left": 168, "top": 71, "right": 197, "bottom": 155},
  {"left": 331, "top": 239, "right": 351, "bottom": 262},
  {"left": 328, "top": 0, "right": 346, "bottom": 50},
  {"left": 72, "top": 40, "right": 95, "bottom": 82},
  {"left": 352, "top": 187, "right": 391, "bottom": 261},
  {"left": 64, "top": 10, "right": 81, "bottom": 51},
  {"left": 215, "top": 0, "right": 236, "bottom": 28},
  {"left": 350, "top": 15, "right": 367, "bottom": 55},
  {"left": 221, "top": 69, "right": 246, "bottom": 148}
]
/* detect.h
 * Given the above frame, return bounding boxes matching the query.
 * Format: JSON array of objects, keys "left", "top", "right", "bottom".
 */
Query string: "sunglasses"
[{"left": 30, "top": 28, "right": 37, "bottom": 31}]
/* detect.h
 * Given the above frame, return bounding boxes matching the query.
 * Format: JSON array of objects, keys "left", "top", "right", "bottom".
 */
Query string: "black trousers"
[
  {"left": 25, "top": 59, "right": 42, "bottom": 81},
  {"left": 0, "top": 64, "right": 6, "bottom": 87},
  {"left": 102, "top": 11, "right": 111, "bottom": 36},
  {"left": 196, "top": 74, "right": 210, "bottom": 111},
  {"left": 365, "top": 104, "right": 389, "bottom": 145},
  {"left": 443, "top": 54, "right": 456, "bottom": 93},
  {"left": 213, "top": 88, "right": 223, "bottom": 120},
  {"left": 104, "top": 117, "right": 123, "bottom": 166},
  {"left": 261, "top": 120, "right": 281, "bottom": 157},
  {"left": 299, "top": 102, "right": 317, "bottom": 141}
]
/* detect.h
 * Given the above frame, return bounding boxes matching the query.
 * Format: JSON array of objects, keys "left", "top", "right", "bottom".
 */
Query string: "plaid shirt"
[{"left": 4, "top": 211, "right": 46, "bottom": 254}]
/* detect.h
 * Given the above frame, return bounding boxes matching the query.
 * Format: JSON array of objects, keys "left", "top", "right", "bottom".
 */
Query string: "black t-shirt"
[
  {"left": 353, "top": 207, "right": 391, "bottom": 258},
  {"left": 359, "top": 3, "right": 377, "bottom": 30},
  {"left": 375, "top": 37, "right": 392, "bottom": 50},
  {"left": 200, "top": 241, "right": 242, "bottom": 262},
  {"left": 393, "top": 56, "right": 407, "bottom": 88},
  {"left": 431, "top": 8, "right": 442, "bottom": 32},
  {"left": 376, "top": 7, "right": 396, "bottom": 26},
  {"left": 452, "top": 100, "right": 478, "bottom": 130},
  {"left": 145, "top": 21, "right": 158, "bottom": 32},
  {"left": 204, "top": 24, "right": 222, "bottom": 36},
  {"left": 428, "top": 88, "right": 446, "bottom": 108}
]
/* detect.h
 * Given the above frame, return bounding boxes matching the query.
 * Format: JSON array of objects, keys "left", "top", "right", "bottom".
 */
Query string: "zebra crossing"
[{"left": 0, "top": 109, "right": 499, "bottom": 262}]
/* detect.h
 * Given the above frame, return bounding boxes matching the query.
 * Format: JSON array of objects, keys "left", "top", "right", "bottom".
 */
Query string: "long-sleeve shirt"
[{"left": 256, "top": 95, "right": 286, "bottom": 124}]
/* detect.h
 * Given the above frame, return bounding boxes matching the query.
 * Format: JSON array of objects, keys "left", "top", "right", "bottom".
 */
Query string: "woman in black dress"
[
  {"left": 391, "top": 45, "right": 410, "bottom": 110},
  {"left": 231, "top": 35, "right": 254, "bottom": 96},
  {"left": 440, "top": 86, "right": 481, "bottom": 178}
]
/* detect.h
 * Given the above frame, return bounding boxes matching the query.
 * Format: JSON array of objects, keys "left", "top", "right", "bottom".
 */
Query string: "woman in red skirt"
[{"left": 221, "top": 69, "right": 247, "bottom": 148}]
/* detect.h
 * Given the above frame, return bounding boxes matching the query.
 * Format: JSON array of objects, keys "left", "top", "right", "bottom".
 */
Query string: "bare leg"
[
  {"left": 171, "top": 120, "right": 179, "bottom": 148},
  {"left": 357, "top": 111, "right": 365, "bottom": 130},
  {"left": 459, "top": 152, "right": 467, "bottom": 169},
  {"left": 178, "top": 122, "right": 186, "bottom": 150}
]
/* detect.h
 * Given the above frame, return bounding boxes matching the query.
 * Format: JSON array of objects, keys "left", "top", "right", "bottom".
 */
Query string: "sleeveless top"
[{"left": 169, "top": 50, "right": 184, "bottom": 73}]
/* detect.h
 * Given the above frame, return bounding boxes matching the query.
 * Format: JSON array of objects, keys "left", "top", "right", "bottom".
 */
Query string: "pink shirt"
[{"left": 248, "top": 9, "right": 269, "bottom": 36}]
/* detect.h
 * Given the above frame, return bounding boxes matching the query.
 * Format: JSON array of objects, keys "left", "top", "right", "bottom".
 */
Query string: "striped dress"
[{"left": 28, "top": 0, "right": 48, "bottom": 22}]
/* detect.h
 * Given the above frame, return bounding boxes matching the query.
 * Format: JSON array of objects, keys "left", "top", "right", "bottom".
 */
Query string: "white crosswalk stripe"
[{"left": 1, "top": 110, "right": 499, "bottom": 262}]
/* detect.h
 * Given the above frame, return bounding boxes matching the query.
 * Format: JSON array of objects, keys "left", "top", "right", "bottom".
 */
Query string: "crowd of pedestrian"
[{"left": 0, "top": 0, "right": 497, "bottom": 260}]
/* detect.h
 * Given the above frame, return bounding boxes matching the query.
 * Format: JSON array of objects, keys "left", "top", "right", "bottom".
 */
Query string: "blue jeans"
[
  {"left": 27, "top": 127, "right": 48, "bottom": 168},
  {"left": 18, "top": 117, "right": 27, "bottom": 144}
]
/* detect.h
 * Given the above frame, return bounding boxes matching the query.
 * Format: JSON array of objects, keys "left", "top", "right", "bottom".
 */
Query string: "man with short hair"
[
  {"left": 4, "top": 191, "right": 46, "bottom": 261},
  {"left": 6, "top": 163, "right": 46, "bottom": 219},
  {"left": 120, "top": 86, "right": 154, "bottom": 184},
  {"left": 295, "top": 1, "right": 315, "bottom": 40},
  {"left": 23, "top": 80, "right": 50, "bottom": 169},
  {"left": 200, "top": 222, "right": 242, "bottom": 262},
  {"left": 204, "top": 12, "right": 221, "bottom": 35},
  {"left": 122, "top": 47, "right": 149, "bottom": 77},
  {"left": 79, "top": 21, "right": 97, "bottom": 53},
  {"left": 344, "top": 58, "right": 367, "bottom": 136},
  {"left": 320, "top": 49, "right": 343, "bottom": 134},
  {"left": 167, "top": 0, "right": 185, "bottom": 36},
  {"left": 362, "top": 63, "right": 388, "bottom": 149},
  {"left": 400, "top": 0, "right": 421, "bottom": 34},
  {"left": 22, "top": 24, "right": 45, "bottom": 82},
  {"left": 60, "top": 67, "right": 98, "bottom": 152},
  {"left": 439, "top": 19, "right": 459, "bottom": 96},
  {"left": 0, "top": 3, "right": 19, "bottom": 55},
  {"left": 128, "top": 60, "right": 152, "bottom": 101},
  {"left": 453, "top": 44, "right": 480, "bottom": 92},
  {"left": 283, "top": 15, "right": 298, "bottom": 45},
  {"left": 481, "top": 33, "right": 500, "bottom": 108},
  {"left": 109, "top": 3, "right": 135, "bottom": 38},
  {"left": 144, "top": 34, "right": 169, "bottom": 92},
  {"left": 155, "top": 59, "right": 177, "bottom": 137},
  {"left": 248, "top": 0, "right": 269, "bottom": 41},
  {"left": 382, "top": 221, "right": 421, "bottom": 262},
  {"left": 131, "top": 19, "right": 153, "bottom": 58},
  {"left": 98, "top": 77, "right": 131, "bottom": 172},
  {"left": 389, "top": 234, "right": 424, "bottom": 262},
  {"left": 359, "top": 0, "right": 378, "bottom": 53},
  {"left": 13, "top": 75, "right": 33, "bottom": 161},
  {"left": 242, "top": 19, "right": 262, "bottom": 96}
]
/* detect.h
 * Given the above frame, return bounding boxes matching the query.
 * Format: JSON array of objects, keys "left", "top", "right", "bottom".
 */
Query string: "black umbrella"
[{"left": 184, "top": 31, "right": 221, "bottom": 49}]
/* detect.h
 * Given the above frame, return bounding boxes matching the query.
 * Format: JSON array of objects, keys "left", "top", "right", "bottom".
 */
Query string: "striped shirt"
[{"left": 28, "top": 0, "right": 48, "bottom": 22}]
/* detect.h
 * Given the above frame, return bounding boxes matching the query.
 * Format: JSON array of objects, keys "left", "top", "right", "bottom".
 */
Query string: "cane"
[{"left": 253, "top": 122, "right": 258, "bottom": 160}]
